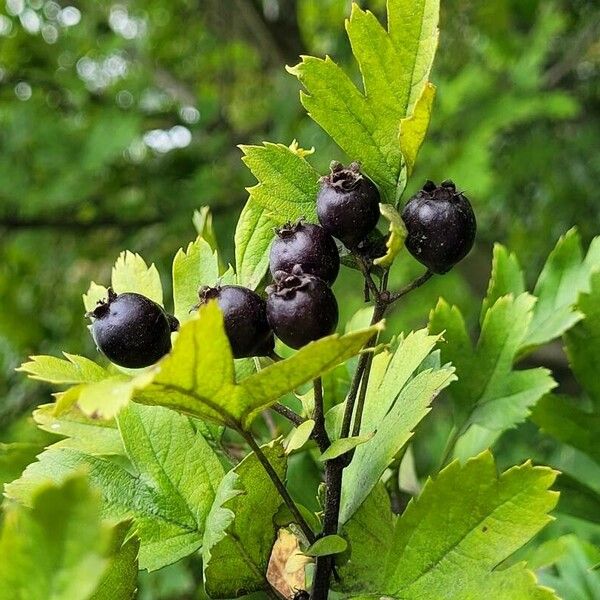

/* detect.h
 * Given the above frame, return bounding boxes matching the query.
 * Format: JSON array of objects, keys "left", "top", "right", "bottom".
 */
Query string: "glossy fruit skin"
[
  {"left": 197, "top": 285, "right": 274, "bottom": 358},
  {"left": 266, "top": 269, "right": 338, "bottom": 349},
  {"left": 270, "top": 220, "right": 340, "bottom": 286},
  {"left": 88, "top": 289, "right": 179, "bottom": 369},
  {"left": 402, "top": 180, "right": 476, "bottom": 274},
  {"left": 317, "top": 162, "right": 381, "bottom": 249}
]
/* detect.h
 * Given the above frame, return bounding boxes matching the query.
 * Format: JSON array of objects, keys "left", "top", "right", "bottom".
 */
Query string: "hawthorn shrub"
[{"left": 2, "top": 1, "right": 599, "bottom": 599}]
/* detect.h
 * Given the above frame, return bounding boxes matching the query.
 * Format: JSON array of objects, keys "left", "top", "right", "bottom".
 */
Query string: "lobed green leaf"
[
  {"left": 429, "top": 294, "right": 556, "bottom": 461},
  {"left": 240, "top": 142, "right": 319, "bottom": 222},
  {"left": 17, "top": 353, "right": 107, "bottom": 385},
  {"left": 172, "top": 236, "right": 221, "bottom": 323},
  {"left": 288, "top": 0, "right": 439, "bottom": 202},
  {"left": 339, "top": 452, "right": 558, "bottom": 599},
  {"left": 522, "top": 229, "right": 600, "bottom": 353},
  {"left": 6, "top": 403, "right": 224, "bottom": 572},
  {"left": 339, "top": 329, "right": 454, "bottom": 523},
  {"left": 111, "top": 251, "right": 163, "bottom": 306}
]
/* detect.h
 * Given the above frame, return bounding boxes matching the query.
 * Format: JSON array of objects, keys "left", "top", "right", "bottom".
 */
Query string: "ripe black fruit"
[
  {"left": 270, "top": 220, "right": 340, "bottom": 286},
  {"left": 317, "top": 162, "right": 381, "bottom": 249},
  {"left": 402, "top": 180, "right": 476, "bottom": 274},
  {"left": 88, "top": 289, "right": 179, "bottom": 369},
  {"left": 197, "top": 285, "right": 274, "bottom": 358},
  {"left": 266, "top": 268, "right": 338, "bottom": 349}
]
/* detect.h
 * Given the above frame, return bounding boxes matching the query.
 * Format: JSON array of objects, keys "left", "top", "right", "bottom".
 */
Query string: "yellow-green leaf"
[{"left": 373, "top": 204, "right": 407, "bottom": 268}]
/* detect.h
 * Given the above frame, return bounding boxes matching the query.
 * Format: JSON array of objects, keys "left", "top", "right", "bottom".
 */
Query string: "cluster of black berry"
[
  {"left": 87, "top": 165, "right": 475, "bottom": 369},
  {"left": 264, "top": 161, "right": 382, "bottom": 349}
]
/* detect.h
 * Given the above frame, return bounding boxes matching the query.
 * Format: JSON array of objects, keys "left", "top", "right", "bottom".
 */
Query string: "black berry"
[
  {"left": 270, "top": 220, "right": 340, "bottom": 286},
  {"left": 317, "top": 162, "right": 381, "bottom": 249},
  {"left": 402, "top": 180, "right": 476, "bottom": 274},
  {"left": 292, "top": 590, "right": 310, "bottom": 600},
  {"left": 87, "top": 289, "right": 179, "bottom": 369},
  {"left": 266, "top": 268, "right": 338, "bottom": 349},
  {"left": 196, "top": 285, "right": 274, "bottom": 358}
]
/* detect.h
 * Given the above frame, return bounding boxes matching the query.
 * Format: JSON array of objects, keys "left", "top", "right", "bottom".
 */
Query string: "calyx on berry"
[
  {"left": 266, "top": 266, "right": 338, "bottom": 349},
  {"left": 87, "top": 288, "right": 179, "bottom": 369},
  {"left": 316, "top": 161, "right": 381, "bottom": 250},
  {"left": 401, "top": 179, "right": 476, "bottom": 274},
  {"left": 196, "top": 284, "right": 274, "bottom": 358},
  {"left": 270, "top": 219, "right": 340, "bottom": 286}
]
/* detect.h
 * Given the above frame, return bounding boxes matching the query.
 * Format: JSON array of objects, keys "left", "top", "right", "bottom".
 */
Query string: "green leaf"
[
  {"left": 429, "top": 295, "right": 556, "bottom": 460},
  {"left": 319, "top": 433, "right": 374, "bottom": 462},
  {"left": 522, "top": 229, "right": 600, "bottom": 352},
  {"left": 531, "top": 395, "right": 600, "bottom": 465},
  {"left": 339, "top": 330, "right": 455, "bottom": 523},
  {"left": 202, "top": 441, "right": 286, "bottom": 598},
  {"left": 78, "top": 376, "right": 139, "bottom": 420},
  {"left": 192, "top": 206, "right": 220, "bottom": 252},
  {"left": 481, "top": 244, "right": 526, "bottom": 321},
  {"left": 240, "top": 142, "right": 319, "bottom": 222},
  {"left": 239, "top": 323, "right": 383, "bottom": 427},
  {"left": 339, "top": 452, "right": 558, "bottom": 599},
  {"left": 399, "top": 82, "right": 436, "bottom": 176},
  {"left": 6, "top": 403, "right": 225, "bottom": 572},
  {"left": 0, "top": 475, "right": 114, "bottom": 600},
  {"left": 305, "top": 534, "right": 347, "bottom": 557},
  {"left": 83, "top": 282, "right": 109, "bottom": 313},
  {"left": 286, "top": 419, "right": 316, "bottom": 454},
  {"left": 91, "top": 521, "right": 139, "bottom": 600},
  {"left": 565, "top": 271, "right": 600, "bottom": 408},
  {"left": 16, "top": 355, "right": 131, "bottom": 420},
  {"left": 172, "top": 236, "right": 220, "bottom": 323},
  {"left": 288, "top": 0, "right": 440, "bottom": 202},
  {"left": 111, "top": 250, "right": 163, "bottom": 306},
  {"left": 337, "top": 483, "right": 395, "bottom": 593},
  {"left": 373, "top": 204, "right": 407, "bottom": 268},
  {"left": 33, "top": 403, "right": 124, "bottom": 455},
  {"left": 132, "top": 301, "right": 238, "bottom": 426},
  {"left": 134, "top": 301, "right": 381, "bottom": 430},
  {"left": 17, "top": 353, "right": 107, "bottom": 385},
  {"left": 234, "top": 199, "right": 277, "bottom": 290}
]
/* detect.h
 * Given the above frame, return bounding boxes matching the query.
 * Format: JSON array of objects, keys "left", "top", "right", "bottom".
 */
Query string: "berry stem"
[
  {"left": 312, "top": 377, "right": 331, "bottom": 452},
  {"left": 272, "top": 403, "right": 305, "bottom": 427},
  {"left": 339, "top": 300, "right": 386, "bottom": 440},
  {"left": 387, "top": 269, "right": 434, "bottom": 303},
  {"left": 350, "top": 351, "right": 374, "bottom": 438},
  {"left": 238, "top": 429, "right": 316, "bottom": 545},
  {"left": 354, "top": 255, "right": 380, "bottom": 301}
]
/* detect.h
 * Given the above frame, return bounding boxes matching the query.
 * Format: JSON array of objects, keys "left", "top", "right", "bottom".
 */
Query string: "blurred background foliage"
[{"left": 1, "top": 0, "right": 600, "bottom": 596}]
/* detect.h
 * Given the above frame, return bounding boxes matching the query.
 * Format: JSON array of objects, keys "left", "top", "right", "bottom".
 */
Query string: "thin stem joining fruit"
[{"left": 387, "top": 269, "right": 433, "bottom": 303}]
